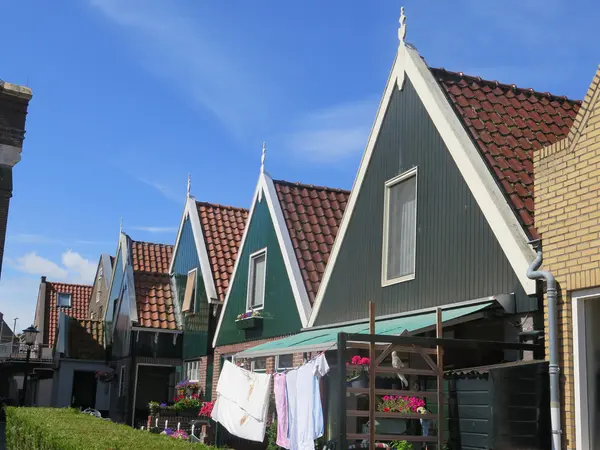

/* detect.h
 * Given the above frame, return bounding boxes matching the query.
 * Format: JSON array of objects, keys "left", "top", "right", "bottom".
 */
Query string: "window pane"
[
  {"left": 252, "top": 357, "right": 267, "bottom": 372},
  {"left": 386, "top": 175, "right": 417, "bottom": 280},
  {"left": 277, "top": 354, "right": 294, "bottom": 370},
  {"left": 250, "top": 253, "right": 266, "bottom": 308},
  {"left": 57, "top": 293, "right": 72, "bottom": 307}
]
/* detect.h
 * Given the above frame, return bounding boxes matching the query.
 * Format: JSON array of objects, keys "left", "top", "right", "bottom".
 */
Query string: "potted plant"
[
  {"left": 235, "top": 310, "right": 263, "bottom": 330},
  {"left": 95, "top": 371, "right": 115, "bottom": 383},
  {"left": 346, "top": 355, "right": 370, "bottom": 388},
  {"left": 370, "top": 395, "right": 426, "bottom": 435}
]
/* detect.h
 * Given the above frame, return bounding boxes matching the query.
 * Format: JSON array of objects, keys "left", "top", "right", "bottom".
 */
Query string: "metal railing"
[{"left": 0, "top": 343, "right": 53, "bottom": 361}]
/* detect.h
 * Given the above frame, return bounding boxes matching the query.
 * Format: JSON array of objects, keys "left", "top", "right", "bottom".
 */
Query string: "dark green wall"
[
  {"left": 171, "top": 216, "right": 210, "bottom": 359},
  {"left": 215, "top": 196, "right": 302, "bottom": 346},
  {"left": 314, "top": 77, "right": 535, "bottom": 326}
]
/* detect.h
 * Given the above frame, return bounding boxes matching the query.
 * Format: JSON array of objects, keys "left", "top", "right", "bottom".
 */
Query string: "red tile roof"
[
  {"left": 130, "top": 240, "right": 172, "bottom": 274},
  {"left": 196, "top": 202, "right": 248, "bottom": 302},
  {"left": 67, "top": 318, "right": 105, "bottom": 360},
  {"left": 134, "top": 272, "right": 178, "bottom": 330},
  {"left": 44, "top": 282, "right": 93, "bottom": 348},
  {"left": 273, "top": 180, "right": 350, "bottom": 304},
  {"left": 431, "top": 68, "right": 581, "bottom": 239}
]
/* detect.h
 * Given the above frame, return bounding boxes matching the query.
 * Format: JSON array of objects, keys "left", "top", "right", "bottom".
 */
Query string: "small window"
[
  {"left": 57, "top": 293, "right": 72, "bottom": 308},
  {"left": 251, "top": 357, "right": 267, "bottom": 373},
  {"left": 382, "top": 168, "right": 417, "bottom": 286},
  {"left": 185, "top": 360, "right": 200, "bottom": 381},
  {"left": 182, "top": 269, "right": 198, "bottom": 313},
  {"left": 247, "top": 249, "right": 267, "bottom": 310},
  {"left": 275, "top": 354, "right": 294, "bottom": 372},
  {"left": 91, "top": 312, "right": 96, "bottom": 320},
  {"left": 118, "top": 366, "right": 126, "bottom": 397},
  {"left": 99, "top": 306, "right": 103, "bottom": 319}
]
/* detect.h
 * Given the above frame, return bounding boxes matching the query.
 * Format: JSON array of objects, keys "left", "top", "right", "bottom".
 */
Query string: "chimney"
[
  {"left": 0, "top": 80, "right": 32, "bottom": 278},
  {"left": 41, "top": 276, "right": 46, "bottom": 283}
]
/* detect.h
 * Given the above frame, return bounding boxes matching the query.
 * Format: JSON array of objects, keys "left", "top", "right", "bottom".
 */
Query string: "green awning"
[{"left": 235, "top": 301, "right": 495, "bottom": 359}]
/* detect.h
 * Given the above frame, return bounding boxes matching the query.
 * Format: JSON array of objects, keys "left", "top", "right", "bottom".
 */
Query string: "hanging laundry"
[
  {"left": 287, "top": 353, "right": 330, "bottom": 450},
  {"left": 274, "top": 372, "right": 290, "bottom": 449},
  {"left": 211, "top": 360, "right": 272, "bottom": 442}
]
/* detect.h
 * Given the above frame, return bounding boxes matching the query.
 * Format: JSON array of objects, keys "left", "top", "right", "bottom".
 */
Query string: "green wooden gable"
[
  {"left": 215, "top": 195, "right": 302, "bottom": 346},
  {"left": 172, "top": 215, "right": 210, "bottom": 358}
]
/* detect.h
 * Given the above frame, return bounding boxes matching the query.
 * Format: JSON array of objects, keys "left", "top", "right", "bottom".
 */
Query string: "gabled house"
[
  {"left": 87, "top": 254, "right": 114, "bottom": 322},
  {"left": 169, "top": 191, "right": 247, "bottom": 398},
  {"left": 533, "top": 66, "right": 600, "bottom": 449},
  {"left": 103, "top": 232, "right": 181, "bottom": 426},
  {"left": 52, "top": 314, "right": 110, "bottom": 415},
  {"left": 211, "top": 164, "right": 348, "bottom": 397}
]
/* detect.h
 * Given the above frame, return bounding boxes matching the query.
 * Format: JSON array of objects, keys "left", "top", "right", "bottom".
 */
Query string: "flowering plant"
[
  {"left": 171, "top": 396, "right": 202, "bottom": 411},
  {"left": 171, "top": 430, "right": 189, "bottom": 440},
  {"left": 175, "top": 380, "right": 201, "bottom": 391},
  {"left": 377, "top": 395, "right": 425, "bottom": 414},
  {"left": 95, "top": 371, "right": 115, "bottom": 382},
  {"left": 346, "top": 355, "right": 370, "bottom": 380},
  {"left": 198, "top": 401, "right": 214, "bottom": 418},
  {"left": 160, "top": 428, "right": 174, "bottom": 436},
  {"left": 236, "top": 310, "right": 263, "bottom": 321}
]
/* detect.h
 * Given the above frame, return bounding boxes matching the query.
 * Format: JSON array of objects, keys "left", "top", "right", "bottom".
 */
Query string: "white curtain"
[{"left": 386, "top": 176, "right": 416, "bottom": 280}]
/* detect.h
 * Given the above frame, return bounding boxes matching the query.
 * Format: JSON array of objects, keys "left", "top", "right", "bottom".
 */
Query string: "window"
[
  {"left": 91, "top": 312, "right": 96, "bottom": 320},
  {"left": 251, "top": 357, "right": 267, "bottom": 373},
  {"left": 99, "top": 306, "right": 103, "bottom": 320},
  {"left": 275, "top": 354, "right": 294, "bottom": 372},
  {"left": 247, "top": 249, "right": 267, "bottom": 310},
  {"left": 57, "top": 293, "right": 72, "bottom": 308},
  {"left": 182, "top": 269, "right": 197, "bottom": 313},
  {"left": 382, "top": 168, "right": 417, "bottom": 286},
  {"left": 118, "top": 365, "right": 126, "bottom": 397},
  {"left": 185, "top": 360, "right": 200, "bottom": 381}
]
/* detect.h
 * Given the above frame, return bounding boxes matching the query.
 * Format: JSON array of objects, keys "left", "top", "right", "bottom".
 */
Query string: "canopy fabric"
[{"left": 235, "top": 301, "right": 495, "bottom": 359}]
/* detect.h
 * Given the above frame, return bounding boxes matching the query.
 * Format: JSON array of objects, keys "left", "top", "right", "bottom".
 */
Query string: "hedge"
[{"left": 5, "top": 407, "right": 217, "bottom": 450}]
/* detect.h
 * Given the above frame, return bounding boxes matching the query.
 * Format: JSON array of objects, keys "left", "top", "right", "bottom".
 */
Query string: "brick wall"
[{"left": 534, "top": 67, "right": 600, "bottom": 450}]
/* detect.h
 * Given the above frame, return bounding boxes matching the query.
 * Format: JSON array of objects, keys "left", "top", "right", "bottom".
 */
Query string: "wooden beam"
[
  {"left": 374, "top": 343, "right": 395, "bottom": 366},
  {"left": 413, "top": 345, "right": 442, "bottom": 376},
  {"left": 337, "top": 332, "right": 347, "bottom": 449},
  {"left": 347, "top": 410, "right": 437, "bottom": 420},
  {"left": 436, "top": 307, "right": 444, "bottom": 449},
  {"left": 347, "top": 387, "right": 438, "bottom": 398},
  {"left": 346, "top": 365, "right": 436, "bottom": 376},
  {"left": 349, "top": 342, "right": 437, "bottom": 354},
  {"left": 368, "top": 301, "right": 376, "bottom": 450},
  {"left": 348, "top": 433, "right": 437, "bottom": 443}
]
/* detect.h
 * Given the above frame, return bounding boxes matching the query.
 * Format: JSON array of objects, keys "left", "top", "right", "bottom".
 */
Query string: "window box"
[{"left": 235, "top": 316, "right": 263, "bottom": 330}]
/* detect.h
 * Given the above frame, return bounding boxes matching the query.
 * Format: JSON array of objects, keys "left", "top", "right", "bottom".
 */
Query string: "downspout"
[{"left": 526, "top": 239, "right": 561, "bottom": 450}]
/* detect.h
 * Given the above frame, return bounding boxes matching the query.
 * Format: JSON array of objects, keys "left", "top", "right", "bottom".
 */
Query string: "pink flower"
[
  {"left": 351, "top": 355, "right": 361, "bottom": 365},
  {"left": 359, "top": 357, "right": 370, "bottom": 366}
]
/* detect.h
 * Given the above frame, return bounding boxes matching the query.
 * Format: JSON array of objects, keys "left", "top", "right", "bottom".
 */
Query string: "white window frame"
[
  {"left": 381, "top": 167, "right": 418, "bottom": 287},
  {"left": 246, "top": 248, "right": 267, "bottom": 311},
  {"left": 57, "top": 292, "right": 72, "bottom": 308},
  {"left": 185, "top": 360, "right": 200, "bottom": 381},
  {"left": 251, "top": 357, "right": 268, "bottom": 373},
  {"left": 275, "top": 354, "right": 294, "bottom": 372},
  {"left": 118, "top": 365, "right": 126, "bottom": 397}
]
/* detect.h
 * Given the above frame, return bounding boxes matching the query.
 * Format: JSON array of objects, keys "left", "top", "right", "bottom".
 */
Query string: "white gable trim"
[
  {"left": 308, "top": 45, "right": 536, "bottom": 327},
  {"left": 169, "top": 196, "right": 219, "bottom": 304},
  {"left": 212, "top": 173, "right": 312, "bottom": 347}
]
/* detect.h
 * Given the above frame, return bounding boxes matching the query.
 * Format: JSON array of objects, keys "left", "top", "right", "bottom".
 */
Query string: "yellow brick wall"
[{"left": 534, "top": 68, "right": 600, "bottom": 450}]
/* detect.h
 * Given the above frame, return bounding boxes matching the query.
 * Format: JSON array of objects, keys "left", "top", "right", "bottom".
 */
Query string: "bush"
[{"left": 5, "top": 407, "right": 217, "bottom": 450}]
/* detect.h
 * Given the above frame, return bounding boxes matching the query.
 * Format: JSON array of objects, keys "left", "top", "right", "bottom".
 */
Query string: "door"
[{"left": 71, "top": 371, "right": 97, "bottom": 410}]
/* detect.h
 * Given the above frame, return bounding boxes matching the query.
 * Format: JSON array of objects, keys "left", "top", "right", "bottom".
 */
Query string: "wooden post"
[
  {"left": 436, "top": 307, "right": 444, "bottom": 450},
  {"left": 369, "top": 302, "right": 376, "bottom": 450},
  {"left": 337, "top": 332, "right": 347, "bottom": 449}
]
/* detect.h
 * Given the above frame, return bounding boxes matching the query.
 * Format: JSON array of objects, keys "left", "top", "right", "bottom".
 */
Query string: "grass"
[{"left": 5, "top": 407, "right": 216, "bottom": 449}]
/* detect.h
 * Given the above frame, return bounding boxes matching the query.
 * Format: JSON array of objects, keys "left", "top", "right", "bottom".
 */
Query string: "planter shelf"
[{"left": 235, "top": 317, "right": 263, "bottom": 330}]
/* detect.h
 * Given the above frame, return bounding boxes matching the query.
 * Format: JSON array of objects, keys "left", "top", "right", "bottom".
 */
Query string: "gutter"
[{"left": 526, "top": 239, "right": 561, "bottom": 450}]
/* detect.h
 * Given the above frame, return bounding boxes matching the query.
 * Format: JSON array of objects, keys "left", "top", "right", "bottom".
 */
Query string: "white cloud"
[
  {"left": 9, "top": 250, "right": 97, "bottom": 285},
  {"left": 88, "top": 0, "right": 270, "bottom": 136},
  {"left": 282, "top": 97, "right": 378, "bottom": 163},
  {"left": 137, "top": 177, "right": 182, "bottom": 203},
  {"left": 0, "top": 277, "right": 41, "bottom": 332},
  {"left": 131, "top": 226, "right": 177, "bottom": 233}
]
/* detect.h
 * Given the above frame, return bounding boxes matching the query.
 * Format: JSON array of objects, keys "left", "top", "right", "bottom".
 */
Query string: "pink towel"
[{"left": 274, "top": 373, "right": 290, "bottom": 448}]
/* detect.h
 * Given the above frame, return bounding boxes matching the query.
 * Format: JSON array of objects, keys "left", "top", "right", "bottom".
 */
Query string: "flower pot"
[
  {"left": 346, "top": 371, "right": 369, "bottom": 389},
  {"left": 235, "top": 317, "right": 262, "bottom": 330},
  {"left": 371, "top": 418, "right": 408, "bottom": 435}
]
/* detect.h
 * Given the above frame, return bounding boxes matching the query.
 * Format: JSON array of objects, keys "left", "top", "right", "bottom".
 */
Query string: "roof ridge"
[
  {"left": 273, "top": 178, "right": 350, "bottom": 194},
  {"left": 195, "top": 200, "right": 249, "bottom": 213},
  {"left": 130, "top": 239, "right": 174, "bottom": 249},
  {"left": 430, "top": 67, "right": 582, "bottom": 105},
  {"left": 46, "top": 281, "right": 93, "bottom": 289}
]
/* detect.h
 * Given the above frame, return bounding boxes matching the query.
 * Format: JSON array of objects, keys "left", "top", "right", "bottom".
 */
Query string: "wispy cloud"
[
  {"left": 88, "top": 0, "right": 271, "bottom": 136},
  {"left": 8, "top": 250, "right": 97, "bottom": 285},
  {"left": 281, "top": 97, "right": 378, "bottom": 163},
  {"left": 131, "top": 226, "right": 177, "bottom": 233},
  {"left": 7, "top": 234, "right": 111, "bottom": 246},
  {"left": 0, "top": 277, "right": 42, "bottom": 330},
  {"left": 137, "top": 177, "right": 182, "bottom": 203}
]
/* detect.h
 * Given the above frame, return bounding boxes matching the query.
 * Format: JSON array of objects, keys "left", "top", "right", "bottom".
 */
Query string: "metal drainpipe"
[{"left": 526, "top": 239, "right": 561, "bottom": 450}]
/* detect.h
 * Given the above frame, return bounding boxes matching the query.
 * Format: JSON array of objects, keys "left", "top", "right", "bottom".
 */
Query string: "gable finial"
[
  {"left": 398, "top": 6, "right": 406, "bottom": 47},
  {"left": 187, "top": 173, "right": 191, "bottom": 197},
  {"left": 260, "top": 142, "right": 267, "bottom": 174},
  {"left": 119, "top": 217, "right": 123, "bottom": 234}
]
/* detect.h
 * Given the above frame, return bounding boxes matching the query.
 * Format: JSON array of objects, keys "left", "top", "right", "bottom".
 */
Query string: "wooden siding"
[
  {"left": 171, "top": 217, "right": 210, "bottom": 358},
  {"left": 315, "top": 78, "right": 534, "bottom": 326},
  {"left": 215, "top": 197, "right": 302, "bottom": 346}
]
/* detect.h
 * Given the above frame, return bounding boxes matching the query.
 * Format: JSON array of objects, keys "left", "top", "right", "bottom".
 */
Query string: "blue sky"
[{"left": 0, "top": 0, "right": 599, "bottom": 333}]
